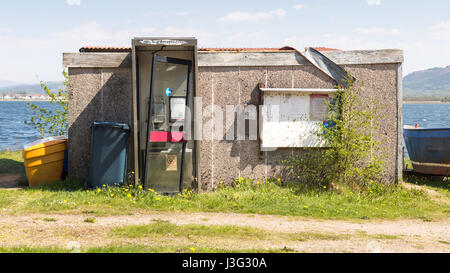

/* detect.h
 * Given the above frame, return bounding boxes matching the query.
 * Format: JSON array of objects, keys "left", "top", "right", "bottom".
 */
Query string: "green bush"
[
  {"left": 283, "top": 79, "right": 387, "bottom": 192},
  {"left": 25, "top": 71, "right": 68, "bottom": 137}
]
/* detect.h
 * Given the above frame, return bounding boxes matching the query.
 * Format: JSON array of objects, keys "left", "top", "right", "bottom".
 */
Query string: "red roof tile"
[
  {"left": 198, "top": 48, "right": 291, "bottom": 52},
  {"left": 80, "top": 46, "right": 131, "bottom": 52},
  {"left": 79, "top": 46, "right": 339, "bottom": 53}
]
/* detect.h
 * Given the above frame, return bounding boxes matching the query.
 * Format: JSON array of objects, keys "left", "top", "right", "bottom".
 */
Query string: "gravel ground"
[{"left": 0, "top": 211, "right": 448, "bottom": 253}]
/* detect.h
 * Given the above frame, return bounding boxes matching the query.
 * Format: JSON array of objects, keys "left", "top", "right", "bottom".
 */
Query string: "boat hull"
[{"left": 403, "top": 127, "right": 450, "bottom": 176}]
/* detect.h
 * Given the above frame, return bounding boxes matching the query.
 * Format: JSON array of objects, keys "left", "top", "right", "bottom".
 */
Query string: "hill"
[
  {"left": 0, "top": 80, "right": 18, "bottom": 88},
  {"left": 403, "top": 66, "right": 450, "bottom": 100},
  {"left": 0, "top": 81, "right": 64, "bottom": 95}
]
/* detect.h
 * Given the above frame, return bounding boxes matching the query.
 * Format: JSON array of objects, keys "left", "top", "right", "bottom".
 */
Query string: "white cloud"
[
  {"left": 175, "top": 10, "right": 193, "bottom": 16},
  {"left": 57, "top": 22, "right": 112, "bottom": 45},
  {"left": 366, "top": 0, "right": 381, "bottom": 5},
  {"left": 429, "top": 21, "right": 450, "bottom": 31},
  {"left": 144, "top": 10, "right": 193, "bottom": 17},
  {"left": 227, "top": 30, "right": 267, "bottom": 46},
  {"left": 0, "top": 20, "right": 216, "bottom": 83},
  {"left": 66, "top": 0, "right": 81, "bottom": 6},
  {"left": 0, "top": 26, "right": 12, "bottom": 34},
  {"left": 114, "top": 27, "right": 156, "bottom": 43},
  {"left": 283, "top": 32, "right": 450, "bottom": 76},
  {"left": 293, "top": 4, "right": 305, "bottom": 10},
  {"left": 428, "top": 21, "right": 450, "bottom": 41},
  {"left": 218, "top": 8, "right": 286, "bottom": 23},
  {"left": 355, "top": 27, "right": 410, "bottom": 36}
]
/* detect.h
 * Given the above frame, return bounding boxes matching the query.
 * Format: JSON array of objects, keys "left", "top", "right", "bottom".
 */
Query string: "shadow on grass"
[
  {"left": 403, "top": 172, "right": 449, "bottom": 191},
  {"left": 0, "top": 158, "right": 25, "bottom": 176},
  {"left": 25, "top": 178, "right": 85, "bottom": 193}
]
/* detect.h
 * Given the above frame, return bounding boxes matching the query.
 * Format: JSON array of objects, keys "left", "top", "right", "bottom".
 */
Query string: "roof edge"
[{"left": 79, "top": 46, "right": 340, "bottom": 53}]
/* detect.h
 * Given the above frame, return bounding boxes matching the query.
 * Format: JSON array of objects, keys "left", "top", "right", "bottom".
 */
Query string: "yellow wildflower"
[
  {"left": 127, "top": 194, "right": 132, "bottom": 198},
  {"left": 156, "top": 198, "right": 161, "bottom": 201},
  {"left": 138, "top": 185, "right": 143, "bottom": 190},
  {"left": 304, "top": 206, "right": 308, "bottom": 209},
  {"left": 97, "top": 189, "right": 101, "bottom": 193},
  {"left": 110, "top": 194, "right": 115, "bottom": 197},
  {"left": 190, "top": 248, "right": 196, "bottom": 252}
]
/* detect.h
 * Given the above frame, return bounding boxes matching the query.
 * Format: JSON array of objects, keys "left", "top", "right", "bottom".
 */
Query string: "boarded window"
[
  {"left": 310, "top": 94, "right": 329, "bottom": 121},
  {"left": 260, "top": 91, "right": 333, "bottom": 148}
]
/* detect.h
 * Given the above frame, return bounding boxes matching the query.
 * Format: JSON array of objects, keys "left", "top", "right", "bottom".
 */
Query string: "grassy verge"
[
  {"left": 0, "top": 245, "right": 292, "bottom": 254},
  {"left": 111, "top": 220, "right": 394, "bottom": 242},
  {"left": 0, "top": 178, "right": 447, "bottom": 220},
  {"left": 113, "top": 220, "right": 269, "bottom": 240},
  {"left": 0, "top": 150, "right": 24, "bottom": 177},
  {"left": 0, "top": 150, "right": 448, "bottom": 220}
]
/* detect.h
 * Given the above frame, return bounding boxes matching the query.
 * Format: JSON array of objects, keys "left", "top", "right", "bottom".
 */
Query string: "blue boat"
[{"left": 403, "top": 125, "right": 450, "bottom": 176}]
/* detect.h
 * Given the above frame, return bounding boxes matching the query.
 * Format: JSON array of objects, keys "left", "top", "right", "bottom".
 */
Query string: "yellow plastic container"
[{"left": 23, "top": 137, "right": 67, "bottom": 187}]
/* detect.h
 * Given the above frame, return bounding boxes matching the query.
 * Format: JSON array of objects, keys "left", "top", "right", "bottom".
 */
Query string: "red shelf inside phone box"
[{"left": 150, "top": 132, "right": 186, "bottom": 143}]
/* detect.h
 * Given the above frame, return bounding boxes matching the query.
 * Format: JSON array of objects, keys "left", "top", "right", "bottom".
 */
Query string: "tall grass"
[
  {"left": 0, "top": 150, "right": 448, "bottom": 220},
  {"left": 0, "top": 177, "right": 447, "bottom": 220}
]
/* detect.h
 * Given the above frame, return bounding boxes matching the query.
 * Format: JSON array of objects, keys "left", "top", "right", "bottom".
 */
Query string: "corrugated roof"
[
  {"left": 198, "top": 48, "right": 291, "bottom": 52},
  {"left": 79, "top": 46, "right": 339, "bottom": 53},
  {"left": 80, "top": 46, "right": 132, "bottom": 52}
]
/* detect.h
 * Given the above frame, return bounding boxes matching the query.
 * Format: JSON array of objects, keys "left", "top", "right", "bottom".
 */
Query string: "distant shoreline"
[
  {"left": 403, "top": 101, "right": 450, "bottom": 104},
  {"left": 0, "top": 99, "right": 52, "bottom": 102}
]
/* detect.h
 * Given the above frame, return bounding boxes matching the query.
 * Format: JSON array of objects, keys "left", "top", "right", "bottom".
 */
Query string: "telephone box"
[{"left": 131, "top": 38, "right": 198, "bottom": 194}]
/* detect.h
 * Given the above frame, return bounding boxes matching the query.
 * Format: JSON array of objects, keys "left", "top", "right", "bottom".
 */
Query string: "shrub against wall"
[
  {"left": 283, "top": 79, "right": 387, "bottom": 191},
  {"left": 25, "top": 71, "right": 68, "bottom": 138}
]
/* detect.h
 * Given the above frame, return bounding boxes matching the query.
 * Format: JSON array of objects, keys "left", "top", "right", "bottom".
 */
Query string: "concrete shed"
[{"left": 63, "top": 39, "right": 403, "bottom": 192}]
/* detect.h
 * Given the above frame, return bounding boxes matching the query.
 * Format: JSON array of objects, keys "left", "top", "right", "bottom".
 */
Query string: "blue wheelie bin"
[{"left": 89, "top": 122, "right": 131, "bottom": 188}]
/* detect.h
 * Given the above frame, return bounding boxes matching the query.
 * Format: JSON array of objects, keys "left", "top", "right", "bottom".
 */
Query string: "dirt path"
[
  {"left": 0, "top": 174, "right": 22, "bottom": 189},
  {"left": 0, "top": 211, "right": 448, "bottom": 253}
]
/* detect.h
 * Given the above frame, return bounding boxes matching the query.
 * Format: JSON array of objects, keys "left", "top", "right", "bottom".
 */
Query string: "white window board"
[{"left": 260, "top": 88, "right": 337, "bottom": 148}]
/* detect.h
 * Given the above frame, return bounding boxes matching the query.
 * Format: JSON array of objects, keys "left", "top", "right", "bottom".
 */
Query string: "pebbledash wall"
[{"left": 63, "top": 47, "right": 403, "bottom": 191}]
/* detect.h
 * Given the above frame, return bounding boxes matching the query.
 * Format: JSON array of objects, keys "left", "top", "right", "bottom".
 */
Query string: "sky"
[{"left": 1, "top": 0, "right": 450, "bottom": 84}]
